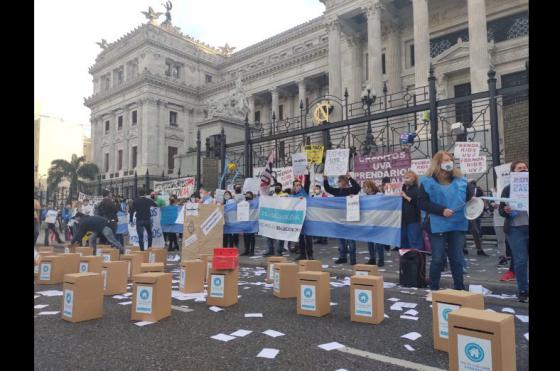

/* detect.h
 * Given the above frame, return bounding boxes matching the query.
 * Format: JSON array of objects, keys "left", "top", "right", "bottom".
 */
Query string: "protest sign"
[
  {"left": 453, "top": 142, "right": 480, "bottom": 159},
  {"left": 258, "top": 196, "right": 307, "bottom": 242},
  {"left": 324, "top": 149, "right": 349, "bottom": 176},
  {"left": 117, "top": 212, "right": 128, "bottom": 234},
  {"left": 242, "top": 177, "right": 261, "bottom": 195},
  {"left": 410, "top": 159, "right": 431, "bottom": 176},
  {"left": 78, "top": 193, "right": 103, "bottom": 203},
  {"left": 346, "top": 195, "right": 360, "bottom": 222},
  {"left": 253, "top": 166, "right": 294, "bottom": 190},
  {"left": 215, "top": 189, "right": 226, "bottom": 204},
  {"left": 292, "top": 152, "right": 308, "bottom": 176},
  {"left": 236, "top": 201, "right": 250, "bottom": 222},
  {"left": 186, "top": 202, "right": 199, "bottom": 216},
  {"left": 353, "top": 149, "right": 411, "bottom": 192},
  {"left": 223, "top": 199, "right": 259, "bottom": 234},
  {"left": 182, "top": 204, "right": 224, "bottom": 260},
  {"left": 153, "top": 177, "right": 196, "bottom": 199},
  {"left": 510, "top": 172, "right": 529, "bottom": 211},
  {"left": 128, "top": 207, "right": 165, "bottom": 247},
  {"left": 305, "top": 145, "right": 324, "bottom": 164},
  {"left": 45, "top": 210, "right": 58, "bottom": 224},
  {"left": 494, "top": 163, "right": 511, "bottom": 196},
  {"left": 460, "top": 156, "right": 487, "bottom": 174}
]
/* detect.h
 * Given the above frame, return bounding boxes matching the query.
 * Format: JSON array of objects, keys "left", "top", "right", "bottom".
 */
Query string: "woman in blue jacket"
[{"left": 418, "top": 151, "right": 472, "bottom": 291}]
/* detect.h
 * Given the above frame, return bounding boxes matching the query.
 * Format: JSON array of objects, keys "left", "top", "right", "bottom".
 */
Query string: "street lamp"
[{"left": 361, "top": 86, "right": 377, "bottom": 155}]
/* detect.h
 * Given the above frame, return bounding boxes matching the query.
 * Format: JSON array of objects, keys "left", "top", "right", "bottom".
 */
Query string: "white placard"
[
  {"left": 324, "top": 149, "right": 349, "bottom": 176},
  {"left": 437, "top": 303, "right": 460, "bottom": 339},
  {"left": 45, "top": 210, "right": 58, "bottom": 224},
  {"left": 510, "top": 172, "right": 529, "bottom": 211},
  {"left": 292, "top": 152, "right": 308, "bottom": 176},
  {"left": 410, "top": 159, "right": 431, "bottom": 176},
  {"left": 215, "top": 189, "right": 226, "bottom": 204},
  {"left": 346, "top": 195, "right": 360, "bottom": 222},
  {"left": 236, "top": 201, "right": 250, "bottom": 222},
  {"left": 354, "top": 289, "right": 373, "bottom": 317},
  {"left": 201, "top": 208, "right": 223, "bottom": 236},
  {"left": 300, "top": 285, "right": 316, "bottom": 311},
  {"left": 63, "top": 289, "right": 73, "bottom": 318},
  {"left": 457, "top": 334, "right": 492, "bottom": 371},
  {"left": 175, "top": 206, "right": 185, "bottom": 225},
  {"left": 40, "top": 263, "right": 51, "bottom": 281},
  {"left": 210, "top": 274, "right": 225, "bottom": 298},
  {"left": 186, "top": 202, "right": 199, "bottom": 216},
  {"left": 242, "top": 177, "right": 261, "bottom": 195},
  {"left": 494, "top": 163, "right": 512, "bottom": 197},
  {"left": 460, "top": 156, "right": 487, "bottom": 174},
  {"left": 454, "top": 142, "right": 480, "bottom": 159},
  {"left": 136, "top": 286, "right": 153, "bottom": 314}
]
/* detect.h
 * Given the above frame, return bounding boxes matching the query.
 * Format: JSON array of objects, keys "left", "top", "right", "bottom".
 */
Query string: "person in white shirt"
[{"left": 80, "top": 199, "right": 94, "bottom": 216}]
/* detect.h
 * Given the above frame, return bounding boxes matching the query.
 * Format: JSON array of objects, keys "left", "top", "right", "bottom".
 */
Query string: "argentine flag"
[{"left": 224, "top": 199, "right": 259, "bottom": 234}]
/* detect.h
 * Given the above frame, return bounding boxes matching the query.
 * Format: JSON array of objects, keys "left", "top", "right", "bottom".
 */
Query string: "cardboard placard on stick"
[{"left": 182, "top": 204, "right": 224, "bottom": 260}]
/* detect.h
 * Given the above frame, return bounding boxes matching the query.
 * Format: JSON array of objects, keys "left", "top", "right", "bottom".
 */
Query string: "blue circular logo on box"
[
  {"left": 304, "top": 288, "right": 312, "bottom": 298},
  {"left": 465, "top": 343, "right": 484, "bottom": 362},
  {"left": 213, "top": 277, "right": 222, "bottom": 286},
  {"left": 358, "top": 292, "right": 368, "bottom": 304},
  {"left": 442, "top": 308, "right": 452, "bottom": 321},
  {"left": 81, "top": 265, "right": 87, "bottom": 272},
  {"left": 43, "top": 265, "right": 49, "bottom": 272},
  {"left": 65, "top": 293, "right": 72, "bottom": 303},
  {"left": 140, "top": 289, "right": 150, "bottom": 300}
]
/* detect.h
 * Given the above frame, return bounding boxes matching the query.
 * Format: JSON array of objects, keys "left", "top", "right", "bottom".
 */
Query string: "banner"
[
  {"left": 153, "top": 177, "right": 196, "bottom": 199},
  {"left": 353, "top": 149, "right": 411, "bottom": 193},
  {"left": 116, "top": 211, "right": 128, "bottom": 234},
  {"left": 324, "top": 149, "right": 349, "bottom": 176},
  {"left": 224, "top": 199, "right": 259, "bottom": 234},
  {"left": 128, "top": 207, "right": 165, "bottom": 247},
  {"left": 258, "top": 196, "right": 307, "bottom": 242},
  {"left": 305, "top": 145, "right": 324, "bottom": 164},
  {"left": 182, "top": 204, "right": 224, "bottom": 260},
  {"left": 460, "top": 156, "right": 487, "bottom": 174},
  {"left": 78, "top": 192, "right": 103, "bottom": 203},
  {"left": 304, "top": 195, "right": 402, "bottom": 246},
  {"left": 410, "top": 159, "right": 431, "bottom": 176}
]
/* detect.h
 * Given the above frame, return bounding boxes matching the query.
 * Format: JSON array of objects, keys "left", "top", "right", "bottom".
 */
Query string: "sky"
[{"left": 34, "top": 0, "right": 326, "bottom": 136}]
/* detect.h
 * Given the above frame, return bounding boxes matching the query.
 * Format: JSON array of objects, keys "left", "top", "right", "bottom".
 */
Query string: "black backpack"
[{"left": 399, "top": 250, "right": 427, "bottom": 288}]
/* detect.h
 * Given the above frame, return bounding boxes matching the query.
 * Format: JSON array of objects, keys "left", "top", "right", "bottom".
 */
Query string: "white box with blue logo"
[
  {"left": 131, "top": 272, "right": 172, "bottom": 322},
  {"left": 431, "top": 290, "right": 484, "bottom": 352},
  {"left": 61, "top": 272, "right": 104, "bottom": 323},
  {"left": 207, "top": 268, "right": 239, "bottom": 307},
  {"left": 350, "top": 275, "right": 384, "bottom": 324},
  {"left": 448, "top": 307, "right": 515, "bottom": 371},
  {"left": 297, "top": 271, "right": 330, "bottom": 317}
]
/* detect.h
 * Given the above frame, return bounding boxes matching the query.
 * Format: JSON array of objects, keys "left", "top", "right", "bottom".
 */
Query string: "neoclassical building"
[{"left": 84, "top": 0, "right": 528, "bottom": 194}]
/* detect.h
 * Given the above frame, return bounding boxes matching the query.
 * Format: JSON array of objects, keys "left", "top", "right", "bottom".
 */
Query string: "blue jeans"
[
  {"left": 136, "top": 219, "right": 153, "bottom": 251},
  {"left": 338, "top": 239, "right": 356, "bottom": 263},
  {"left": 505, "top": 226, "right": 529, "bottom": 293},
  {"left": 401, "top": 222, "right": 424, "bottom": 249},
  {"left": 90, "top": 227, "right": 124, "bottom": 255},
  {"left": 367, "top": 242, "right": 384, "bottom": 262},
  {"left": 429, "top": 231, "right": 465, "bottom": 290}
]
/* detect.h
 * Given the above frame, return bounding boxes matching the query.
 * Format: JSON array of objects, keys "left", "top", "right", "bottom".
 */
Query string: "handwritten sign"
[
  {"left": 460, "top": 156, "right": 487, "bottom": 174},
  {"left": 305, "top": 145, "right": 324, "bottom": 164},
  {"left": 494, "top": 163, "right": 512, "bottom": 197},
  {"left": 324, "top": 149, "right": 349, "bottom": 176},
  {"left": 242, "top": 177, "right": 261, "bottom": 195},
  {"left": 410, "top": 159, "right": 431, "bottom": 176},
  {"left": 78, "top": 193, "right": 103, "bottom": 203},
  {"left": 292, "top": 152, "right": 308, "bottom": 176},
  {"left": 153, "top": 177, "right": 196, "bottom": 199},
  {"left": 215, "top": 189, "right": 225, "bottom": 204},
  {"left": 237, "top": 201, "right": 250, "bottom": 222},
  {"left": 253, "top": 166, "right": 294, "bottom": 190},
  {"left": 510, "top": 172, "right": 529, "bottom": 211},
  {"left": 454, "top": 142, "right": 480, "bottom": 159},
  {"left": 346, "top": 195, "right": 360, "bottom": 222},
  {"left": 45, "top": 210, "right": 58, "bottom": 224}
]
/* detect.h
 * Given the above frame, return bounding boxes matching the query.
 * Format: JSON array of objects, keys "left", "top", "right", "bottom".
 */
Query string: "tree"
[{"left": 47, "top": 154, "right": 99, "bottom": 203}]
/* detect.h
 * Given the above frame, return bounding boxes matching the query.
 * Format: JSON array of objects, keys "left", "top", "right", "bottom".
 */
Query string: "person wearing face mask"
[
  {"left": 361, "top": 180, "right": 385, "bottom": 265},
  {"left": 241, "top": 192, "right": 256, "bottom": 256},
  {"left": 312, "top": 185, "right": 328, "bottom": 245},
  {"left": 499, "top": 160, "right": 529, "bottom": 303},
  {"left": 222, "top": 191, "right": 236, "bottom": 248},
  {"left": 264, "top": 183, "right": 288, "bottom": 257},
  {"left": 400, "top": 171, "right": 423, "bottom": 250},
  {"left": 418, "top": 151, "right": 472, "bottom": 293},
  {"left": 199, "top": 188, "right": 214, "bottom": 204},
  {"left": 291, "top": 173, "right": 314, "bottom": 260}
]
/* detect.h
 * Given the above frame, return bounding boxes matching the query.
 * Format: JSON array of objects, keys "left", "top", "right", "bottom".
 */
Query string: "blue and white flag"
[
  {"left": 223, "top": 199, "right": 259, "bottom": 234},
  {"left": 160, "top": 205, "right": 183, "bottom": 233},
  {"left": 303, "top": 195, "right": 402, "bottom": 246},
  {"left": 117, "top": 211, "right": 128, "bottom": 234},
  {"left": 258, "top": 195, "right": 307, "bottom": 242}
]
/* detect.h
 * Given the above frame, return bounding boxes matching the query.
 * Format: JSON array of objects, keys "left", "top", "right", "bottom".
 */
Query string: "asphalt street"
[{"left": 34, "top": 255, "right": 529, "bottom": 370}]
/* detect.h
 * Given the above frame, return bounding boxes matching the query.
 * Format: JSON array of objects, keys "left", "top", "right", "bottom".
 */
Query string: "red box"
[{"left": 212, "top": 248, "right": 239, "bottom": 270}]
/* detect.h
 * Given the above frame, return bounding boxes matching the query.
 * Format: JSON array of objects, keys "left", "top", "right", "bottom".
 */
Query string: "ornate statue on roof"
[
  {"left": 96, "top": 39, "right": 109, "bottom": 49},
  {"left": 218, "top": 43, "right": 236, "bottom": 57},
  {"left": 142, "top": 6, "right": 163, "bottom": 24},
  {"left": 161, "top": 1, "right": 172, "bottom": 26}
]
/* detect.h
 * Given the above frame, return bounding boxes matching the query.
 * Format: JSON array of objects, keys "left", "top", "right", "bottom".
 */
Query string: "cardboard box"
[
  {"left": 124, "top": 245, "right": 140, "bottom": 255},
  {"left": 207, "top": 268, "right": 239, "bottom": 307},
  {"left": 179, "top": 260, "right": 205, "bottom": 293},
  {"left": 448, "top": 308, "right": 515, "bottom": 371},
  {"left": 297, "top": 271, "right": 330, "bottom": 317},
  {"left": 131, "top": 272, "right": 172, "bottom": 322},
  {"left": 62, "top": 272, "right": 104, "bottom": 323},
  {"left": 140, "top": 263, "right": 165, "bottom": 273},
  {"left": 121, "top": 254, "right": 143, "bottom": 280},
  {"left": 148, "top": 247, "right": 167, "bottom": 266},
  {"left": 76, "top": 247, "right": 93, "bottom": 257},
  {"left": 79, "top": 256, "right": 104, "bottom": 273},
  {"left": 350, "top": 275, "right": 384, "bottom": 324},
  {"left": 102, "top": 261, "right": 128, "bottom": 295},
  {"left": 100, "top": 248, "right": 120, "bottom": 263},
  {"left": 298, "top": 260, "right": 322, "bottom": 272},
  {"left": 97, "top": 244, "right": 112, "bottom": 250},
  {"left": 61, "top": 253, "right": 81, "bottom": 274},
  {"left": 352, "top": 264, "right": 379, "bottom": 276},
  {"left": 273, "top": 263, "right": 299, "bottom": 299},
  {"left": 182, "top": 204, "right": 224, "bottom": 260},
  {"left": 39, "top": 246, "right": 54, "bottom": 253},
  {"left": 198, "top": 254, "right": 213, "bottom": 283},
  {"left": 131, "top": 250, "right": 149, "bottom": 263},
  {"left": 37, "top": 255, "right": 66, "bottom": 284},
  {"left": 39, "top": 251, "right": 57, "bottom": 258},
  {"left": 63, "top": 245, "right": 76, "bottom": 254},
  {"left": 266, "top": 257, "right": 287, "bottom": 283},
  {"left": 432, "top": 289, "right": 485, "bottom": 352}
]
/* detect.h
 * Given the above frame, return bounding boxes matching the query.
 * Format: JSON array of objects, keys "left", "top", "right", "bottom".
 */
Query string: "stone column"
[
  {"left": 468, "top": 0, "right": 490, "bottom": 93},
  {"left": 412, "top": 0, "right": 430, "bottom": 88},
  {"left": 248, "top": 95, "right": 255, "bottom": 123},
  {"left": 326, "top": 18, "right": 342, "bottom": 98},
  {"left": 386, "top": 21, "right": 402, "bottom": 94},
  {"left": 347, "top": 35, "right": 363, "bottom": 102},
  {"left": 365, "top": 2, "right": 384, "bottom": 95},
  {"left": 158, "top": 101, "right": 166, "bottom": 172},
  {"left": 109, "top": 112, "right": 116, "bottom": 174},
  {"left": 270, "top": 88, "right": 279, "bottom": 121},
  {"left": 123, "top": 108, "right": 130, "bottom": 172}
]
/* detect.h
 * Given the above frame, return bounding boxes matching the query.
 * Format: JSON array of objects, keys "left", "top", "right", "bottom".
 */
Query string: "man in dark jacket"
[
  {"left": 129, "top": 188, "right": 158, "bottom": 251},
  {"left": 323, "top": 173, "right": 361, "bottom": 265},
  {"left": 97, "top": 189, "right": 118, "bottom": 244},
  {"left": 71, "top": 213, "right": 123, "bottom": 255}
]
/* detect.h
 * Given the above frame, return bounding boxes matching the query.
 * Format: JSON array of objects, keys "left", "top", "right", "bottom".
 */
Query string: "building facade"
[{"left": 84, "top": 0, "right": 528, "bottom": 194}]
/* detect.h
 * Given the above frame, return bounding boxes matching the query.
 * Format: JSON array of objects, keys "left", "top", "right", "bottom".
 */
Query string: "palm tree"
[{"left": 47, "top": 154, "right": 99, "bottom": 202}]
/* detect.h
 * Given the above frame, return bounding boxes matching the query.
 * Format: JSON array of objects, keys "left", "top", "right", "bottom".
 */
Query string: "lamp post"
[{"left": 361, "top": 86, "right": 377, "bottom": 155}]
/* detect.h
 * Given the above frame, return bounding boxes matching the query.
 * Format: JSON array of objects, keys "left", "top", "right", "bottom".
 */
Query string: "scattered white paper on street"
[
  {"left": 384, "top": 314, "right": 390, "bottom": 318},
  {"left": 122, "top": 292, "right": 132, "bottom": 297},
  {"left": 384, "top": 282, "right": 396, "bottom": 288},
  {"left": 34, "top": 304, "right": 48, "bottom": 309},
  {"left": 36, "top": 290, "right": 64, "bottom": 297},
  {"left": 118, "top": 301, "right": 132, "bottom": 305},
  {"left": 211, "top": 333, "right": 236, "bottom": 342},
  {"left": 34, "top": 295, "right": 40, "bottom": 299},
  {"left": 404, "top": 344, "right": 415, "bottom": 351},
  {"left": 230, "top": 329, "right": 252, "bottom": 337},
  {"left": 404, "top": 309, "right": 418, "bottom": 316},
  {"left": 209, "top": 306, "right": 224, "bottom": 312},
  {"left": 245, "top": 313, "right": 263, "bottom": 317},
  {"left": 400, "top": 315, "right": 419, "bottom": 321},
  {"left": 113, "top": 295, "right": 127, "bottom": 299},
  {"left": 501, "top": 307, "right": 515, "bottom": 314},
  {"left": 516, "top": 315, "right": 529, "bottom": 323},
  {"left": 330, "top": 302, "right": 338, "bottom": 306},
  {"left": 262, "top": 330, "right": 285, "bottom": 338},
  {"left": 469, "top": 284, "right": 491, "bottom": 295},
  {"left": 256, "top": 348, "right": 279, "bottom": 359},
  {"left": 318, "top": 342, "right": 345, "bottom": 351},
  {"left": 390, "top": 303, "right": 404, "bottom": 311},
  {"left": 401, "top": 332, "right": 422, "bottom": 341},
  {"left": 133, "top": 320, "right": 155, "bottom": 327},
  {"left": 388, "top": 298, "right": 400, "bottom": 302},
  {"left": 322, "top": 265, "right": 329, "bottom": 269},
  {"left": 38, "top": 311, "right": 60, "bottom": 315}
]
